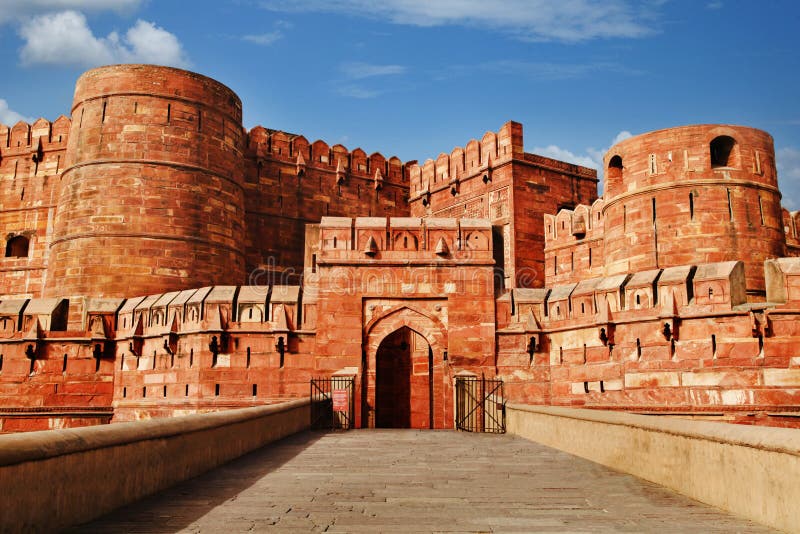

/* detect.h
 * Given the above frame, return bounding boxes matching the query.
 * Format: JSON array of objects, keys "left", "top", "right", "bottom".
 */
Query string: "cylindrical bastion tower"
[
  {"left": 602, "top": 124, "right": 785, "bottom": 296},
  {"left": 45, "top": 64, "right": 246, "bottom": 298}
]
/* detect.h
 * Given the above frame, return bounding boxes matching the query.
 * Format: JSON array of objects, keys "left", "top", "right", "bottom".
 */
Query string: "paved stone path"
[{"left": 77, "top": 430, "right": 774, "bottom": 533}]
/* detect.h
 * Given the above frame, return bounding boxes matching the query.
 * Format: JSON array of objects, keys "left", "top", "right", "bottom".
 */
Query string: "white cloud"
[
  {"left": 479, "top": 60, "right": 642, "bottom": 80},
  {"left": 611, "top": 130, "right": 633, "bottom": 145},
  {"left": 532, "top": 144, "right": 599, "bottom": 170},
  {"left": 532, "top": 130, "right": 635, "bottom": 196},
  {"left": 0, "top": 0, "right": 141, "bottom": 23},
  {"left": 534, "top": 130, "right": 634, "bottom": 171},
  {"left": 0, "top": 99, "right": 34, "bottom": 126},
  {"left": 706, "top": 1, "right": 724, "bottom": 9},
  {"left": 18, "top": 11, "right": 189, "bottom": 68},
  {"left": 337, "top": 85, "right": 381, "bottom": 99},
  {"left": 777, "top": 147, "right": 800, "bottom": 210},
  {"left": 335, "top": 62, "right": 407, "bottom": 99},
  {"left": 241, "top": 20, "right": 291, "bottom": 46},
  {"left": 260, "top": 0, "right": 657, "bottom": 42},
  {"left": 341, "top": 62, "right": 406, "bottom": 79},
  {"left": 242, "top": 31, "right": 284, "bottom": 46},
  {"left": 123, "top": 20, "right": 188, "bottom": 66}
]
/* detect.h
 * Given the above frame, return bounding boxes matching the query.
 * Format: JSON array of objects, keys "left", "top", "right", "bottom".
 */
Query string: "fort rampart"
[{"left": 1, "top": 64, "right": 799, "bottom": 431}]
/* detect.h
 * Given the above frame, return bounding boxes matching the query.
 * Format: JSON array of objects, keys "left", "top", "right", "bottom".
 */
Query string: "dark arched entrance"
[{"left": 375, "top": 326, "right": 433, "bottom": 429}]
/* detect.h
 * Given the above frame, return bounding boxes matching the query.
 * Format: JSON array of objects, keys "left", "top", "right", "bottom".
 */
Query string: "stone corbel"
[
  {"left": 31, "top": 137, "right": 43, "bottom": 163},
  {"left": 595, "top": 299, "right": 615, "bottom": 347},
  {"left": 421, "top": 189, "right": 431, "bottom": 207},
  {"left": 482, "top": 153, "right": 493, "bottom": 183},
  {"left": 449, "top": 175, "right": 459, "bottom": 196},
  {"left": 658, "top": 291, "right": 680, "bottom": 341}
]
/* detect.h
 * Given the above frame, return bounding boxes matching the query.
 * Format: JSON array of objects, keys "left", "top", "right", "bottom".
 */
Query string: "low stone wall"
[
  {"left": 506, "top": 404, "right": 800, "bottom": 533},
  {"left": 0, "top": 398, "right": 311, "bottom": 532}
]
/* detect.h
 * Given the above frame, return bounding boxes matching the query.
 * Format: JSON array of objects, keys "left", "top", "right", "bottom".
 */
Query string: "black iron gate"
[
  {"left": 310, "top": 376, "right": 355, "bottom": 430},
  {"left": 455, "top": 375, "right": 505, "bottom": 433}
]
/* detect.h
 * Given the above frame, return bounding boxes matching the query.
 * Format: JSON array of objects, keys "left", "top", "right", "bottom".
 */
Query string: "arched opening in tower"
[
  {"left": 375, "top": 326, "right": 433, "bottom": 429},
  {"left": 606, "top": 155, "right": 623, "bottom": 195},
  {"left": 710, "top": 135, "right": 738, "bottom": 168}
]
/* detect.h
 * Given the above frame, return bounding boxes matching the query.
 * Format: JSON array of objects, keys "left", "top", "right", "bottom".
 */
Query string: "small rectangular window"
[
  {"left": 623, "top": 205, "right": 627, "bottom": 231},
  {"left": 727, "top": 188, "right": 733, "bottom": 221},
  {"left": 652, "top": 197, "right": 657, "bottom": 223}
]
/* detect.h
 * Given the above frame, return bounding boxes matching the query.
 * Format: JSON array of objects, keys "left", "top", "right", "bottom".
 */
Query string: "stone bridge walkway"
[{"left": 77, "top": 430, "right": 773, "bottom": 533}]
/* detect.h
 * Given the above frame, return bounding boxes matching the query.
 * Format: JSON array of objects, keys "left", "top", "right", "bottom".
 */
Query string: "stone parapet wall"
[
  {"left": 497, "top": 258, "right": 800, "bottom": 425},
  {"left": 506, "top": 404, "right": 800, "bottom": 533},
  {"left": 0, "top": 399, "right": 311, "bottom": 531}
]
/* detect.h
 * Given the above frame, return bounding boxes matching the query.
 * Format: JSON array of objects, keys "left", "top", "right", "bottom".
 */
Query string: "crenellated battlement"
[
  {"left": 407, "top": 121, "right": 522, "bottom": 199},
  {"left": 783, "top": 208, "right": 800, "bottom": 254},
  {"left": 245, "top": 126, "right": 410, "bottom": 186},
  {"left": 544, "top": 199, "right": 606, "bottom": 247},
  {"left": 0, "top": 116, "right": 71, "bottom": 154},
  {"left": 0, "top": 117, "right": 71, "bottom": 179},
  {"left": 543, "top": 199, "right": 606, "bottom": 285}
]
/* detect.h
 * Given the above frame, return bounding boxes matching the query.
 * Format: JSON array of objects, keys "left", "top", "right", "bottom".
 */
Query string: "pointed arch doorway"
[
  {"left": 375, "top": 327, "right": 433, "bottom": 428},
  {"left": 364, "top": 305, "right": 449, "bottom": 429}
]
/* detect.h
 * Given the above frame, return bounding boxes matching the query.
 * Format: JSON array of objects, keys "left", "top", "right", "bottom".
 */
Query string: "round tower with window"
[
  {"left": 44, "top": 64, "right": 247, "bottom": 298},
  {"left": 601, "top": 125, "right": 785, "bottom": 297}
]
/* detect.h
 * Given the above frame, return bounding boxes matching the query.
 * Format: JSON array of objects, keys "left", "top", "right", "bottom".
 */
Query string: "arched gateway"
[
  {"left": 364, "top": 306, "right": 448, "bottom": 429},
  {"left": 311, "top": 216, "right": 497, "bottom": 430}
]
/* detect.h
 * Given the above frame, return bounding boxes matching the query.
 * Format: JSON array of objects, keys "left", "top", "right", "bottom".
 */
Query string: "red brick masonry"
[{"left": 0, "top": 65, "right": 798, "bottom": 431}]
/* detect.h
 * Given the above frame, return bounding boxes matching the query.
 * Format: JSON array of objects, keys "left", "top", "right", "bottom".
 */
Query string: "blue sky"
[{"left": 1, "top": 0, "right": 799, "bottom": 208}]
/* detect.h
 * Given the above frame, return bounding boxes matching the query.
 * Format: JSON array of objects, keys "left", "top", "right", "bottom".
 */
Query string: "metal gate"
[
  {"left": 455, "top": 375, "right": 505, "bottom": 433},
  {"left": 310, "top": 376, "right": 355, "bottom": 430}
]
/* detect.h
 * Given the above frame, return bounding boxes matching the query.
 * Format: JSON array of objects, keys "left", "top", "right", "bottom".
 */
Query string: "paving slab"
[{"left": 75, "top": 429, "right": 775, "bottom": 533}]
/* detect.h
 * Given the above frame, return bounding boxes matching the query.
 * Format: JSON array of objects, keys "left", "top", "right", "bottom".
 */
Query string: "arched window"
[
  {"left": 5, "top": 235, "right": 29, "bottom": 258},
  {"left": 606, "top": 155, "right": 623, "bottom": 194},
  {"left": 710, "top": 136, "right": 737, "bottom": 168},
  {"left": 608, "top": 155, "right": 623, "bottom": 179}
]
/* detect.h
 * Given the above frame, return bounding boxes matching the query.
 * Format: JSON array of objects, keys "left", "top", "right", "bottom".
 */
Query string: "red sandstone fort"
[{"left": 1, "top": 64, "right": 799, "bottom": 432}]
